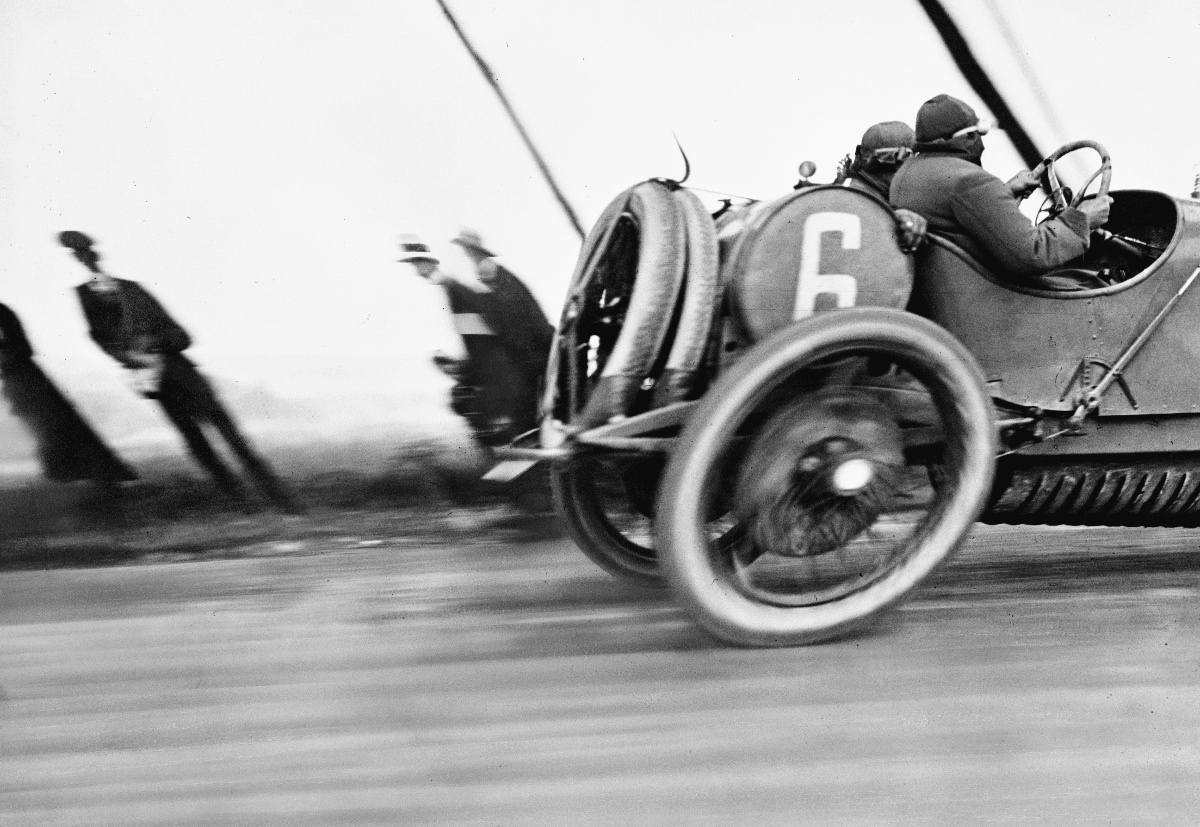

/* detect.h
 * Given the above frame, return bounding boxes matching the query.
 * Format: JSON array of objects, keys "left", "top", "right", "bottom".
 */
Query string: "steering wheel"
[{"left": 1029, "top": 140, "right": 1111, "bottom": 214}]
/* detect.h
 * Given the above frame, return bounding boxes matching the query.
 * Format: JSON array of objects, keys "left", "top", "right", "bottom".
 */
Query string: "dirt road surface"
[{"left": 2, "top": 521, "right": 1199, "bottom": 825}]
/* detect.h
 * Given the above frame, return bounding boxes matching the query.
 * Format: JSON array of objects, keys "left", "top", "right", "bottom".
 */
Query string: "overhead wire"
[
  {"left": 913, "top": 0, "right": 1046, "bottom": 175},
  {"left": 981, "top": 0, "right": 1095, "bottom": 188},
  {"left": 980, "top": 0, "right": 1070, "bottom": 146},
  {"left": 434, "top": 0, "right": 586, "bottom": 242}
]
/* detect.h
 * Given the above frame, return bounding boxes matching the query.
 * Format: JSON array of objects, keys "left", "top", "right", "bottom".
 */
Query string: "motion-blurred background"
[{"left": 1, "top": 0, "right": 1197, "bottom": 485}]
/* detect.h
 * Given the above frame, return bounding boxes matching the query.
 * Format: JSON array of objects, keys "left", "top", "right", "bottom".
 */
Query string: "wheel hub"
[
  {"left": 734, "top": 388, "right": 903, "bottom": 558},
  {"left": 830, "top": 456, "right": 875, "bottom": 495}
]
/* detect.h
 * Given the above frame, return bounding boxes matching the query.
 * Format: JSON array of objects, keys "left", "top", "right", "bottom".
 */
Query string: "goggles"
[
  {"left": 950, "top": 119, "right": 995, "bottom": 139},
  {"left": 866, "top": 146, "right": 914, "bottom": 166}
]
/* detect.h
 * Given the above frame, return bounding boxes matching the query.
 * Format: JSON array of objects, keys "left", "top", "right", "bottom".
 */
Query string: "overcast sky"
[{"left": 1, "top": 0, "right": 1198, "bottom": 420}]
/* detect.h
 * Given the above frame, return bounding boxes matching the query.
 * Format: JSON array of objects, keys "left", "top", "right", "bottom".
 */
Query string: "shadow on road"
[
  {"left": 930, "top": 525, "right": 1200, "bottom": 598},
  {"left": 0, "top": 479, "right": 565, "bottom": 572}
]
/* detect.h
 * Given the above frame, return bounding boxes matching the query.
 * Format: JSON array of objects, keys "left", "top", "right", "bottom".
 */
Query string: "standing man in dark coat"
[
  {"left": 397, "top": 234, "right": 534, "bottom": 448},
  {"left": 450, "top": 229, "right": 554, "bottom": 395},
  {"left": 58, "top": 231, "right": 300, "bottom": 511},
  {"left": 399, "top": 232, "right": 554, "bottom": 513},
  {"left": 0, "top": 301, "right": 136, "bottom": 484},
  {"left": 890, "top": 94, "right": 1112, "bottom": 286}
]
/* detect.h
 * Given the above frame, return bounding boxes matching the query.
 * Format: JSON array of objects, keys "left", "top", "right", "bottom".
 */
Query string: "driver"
[{"left": 890, "top": 94, "right": 1112, "bottom": 286}]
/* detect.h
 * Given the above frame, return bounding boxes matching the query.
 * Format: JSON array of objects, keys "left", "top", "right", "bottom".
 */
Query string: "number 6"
[{"left": 793, "top": 212, "right": 860, "bottom": 320}]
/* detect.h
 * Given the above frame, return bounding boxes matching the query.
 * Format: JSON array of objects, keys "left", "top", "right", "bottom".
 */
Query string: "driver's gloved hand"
[
  {"left": 1078, "top": 194, "right": 1113, "bottom": 231},
  {"left": 1005, "top": 169, "right": 1041, "bottom": 200},
  {"left": 893, "top": 208, "right": 928, "bottom": 253}
]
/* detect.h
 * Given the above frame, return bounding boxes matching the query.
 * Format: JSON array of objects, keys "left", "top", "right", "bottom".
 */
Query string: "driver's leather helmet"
[
  {"left": 915, "top": 94, "right": 978, "bottom": 142},
  {"left": 857, "top": 121, "right": 915, "bottom": 170}
]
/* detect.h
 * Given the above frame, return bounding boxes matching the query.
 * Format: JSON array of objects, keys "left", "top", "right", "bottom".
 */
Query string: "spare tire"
[
  {"left": 548, "top": 179, "right": 688, "bottom": 429},
  {"left": 652, "top": 185, "right": 721, "bottom": 406}
]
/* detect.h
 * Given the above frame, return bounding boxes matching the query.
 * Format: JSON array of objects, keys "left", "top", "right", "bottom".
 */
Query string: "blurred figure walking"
[
  {"left": 398, "top": 232, "right": 554, "bottom": 513},
  {"left": 0, "top": 301, "right": 136, "bottom": 485},
  {"left": 58, "top": 231, "right": 301, "bottom": 512},
  {"left": 399, "top": 232, "right": 550, "bottom": 448},
  {"left": 450, "top": 229, "right": 554, "bottom": 399}
]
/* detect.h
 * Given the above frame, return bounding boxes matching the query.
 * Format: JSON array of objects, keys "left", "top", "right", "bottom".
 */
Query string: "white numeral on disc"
[{"left": 793, "top": 212, "right": 860, "bottom": 320}]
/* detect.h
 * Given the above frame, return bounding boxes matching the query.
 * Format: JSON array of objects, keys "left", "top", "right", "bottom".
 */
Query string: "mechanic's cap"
[
  {"left": 915, "top": 94, "right": 985, "bottom": 142},
  {"left": 860, "top": 121, "right": 915, "bottom": 153},
  {"left": 396, "top": 233, "right": 439, "bottom": 264},
  {"left": 58, "top": 230, "right": 95, "bottom": 250}
]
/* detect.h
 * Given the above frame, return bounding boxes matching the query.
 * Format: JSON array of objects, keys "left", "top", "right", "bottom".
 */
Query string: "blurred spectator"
[
  {"left": 398, "top": 232, "right": 554, "bottom": 513},
  {"left": 58, "top": 231, "right": 301, "bottom": 512},
  {"left": 450, "top": 228, "right": 554, "bottom": 396},
  {"left": 0, "top": 300, "right": 136, "bottom": 485},
  {"left": 398, "top": 232, "right": 550, "bottom": 448}
]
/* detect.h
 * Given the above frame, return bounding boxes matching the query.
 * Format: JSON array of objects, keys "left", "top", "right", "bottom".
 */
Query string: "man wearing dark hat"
[
  {"left": 839, "top": 121, "right": 928, "bottom": 252},
  {"left": 890, "top": 93, "right": 1112, "bottom": 284},
  {"left": 841, "top": 121, "right": 917, "bottom": 200},
  {"left": 58, "top": 230, "right": 300, "bottom": 512}
]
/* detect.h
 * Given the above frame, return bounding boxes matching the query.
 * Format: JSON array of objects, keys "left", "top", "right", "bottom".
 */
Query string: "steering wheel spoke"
[{"left": 1030, "top": 140, "right": 1112, "bottom": 213}]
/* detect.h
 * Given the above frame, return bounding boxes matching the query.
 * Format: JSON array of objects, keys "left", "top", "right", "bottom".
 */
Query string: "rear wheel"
[
  {"left": 657, "top": 309, "right": 996, "bottom": 646},
  {"left": 546, "top": 181, "right": 717, "bottom": 586},
  {"left": 551, "top": 456, "right": 663, "bottom": 587},
  {"left": 544, "top": 182, "right": 682, "bottom": 586}
]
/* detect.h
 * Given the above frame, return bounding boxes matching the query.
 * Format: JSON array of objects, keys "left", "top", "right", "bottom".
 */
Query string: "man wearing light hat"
[
  {"left": 395, "top": 232, "right": 487, "bottom": 391},
  {"left": 450, "top": 229, "right": 553, "bottom": 390},
  {"left": 397, "top": 233, "right": 539, "bottom": 450},
  {"left": 890, "top": 93, "right": 1112, "bottom": 283}
]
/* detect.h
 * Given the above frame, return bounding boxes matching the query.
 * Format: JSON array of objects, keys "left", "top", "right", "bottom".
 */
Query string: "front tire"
[{"left": 657, "top": 308, "right": 996, "bottom": 646}]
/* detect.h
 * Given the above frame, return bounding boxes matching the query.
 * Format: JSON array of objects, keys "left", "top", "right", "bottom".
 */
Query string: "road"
[{"left": 2, "top": 520, "right": 1199, "bottom": 825}]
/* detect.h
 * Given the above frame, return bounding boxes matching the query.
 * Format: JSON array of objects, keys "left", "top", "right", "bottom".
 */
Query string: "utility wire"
[
  {"left": 981, "top": 0, "right": 1070, "bottom": 146},
  {"left": 434, "top": 0, "right": 586, "bottom": 241},
  {"left": 914, "top": 0, "right": 1045, "bottom": 173}
]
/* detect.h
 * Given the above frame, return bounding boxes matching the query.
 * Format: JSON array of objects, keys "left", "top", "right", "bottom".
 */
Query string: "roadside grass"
[{"left": 0, "top": 434, "right": 561, "bottom": 569}]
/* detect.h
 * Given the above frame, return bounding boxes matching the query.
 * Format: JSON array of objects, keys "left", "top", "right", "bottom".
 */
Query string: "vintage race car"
[{"left": 511, "top": 141, "right": 1200, "bottom": 647}]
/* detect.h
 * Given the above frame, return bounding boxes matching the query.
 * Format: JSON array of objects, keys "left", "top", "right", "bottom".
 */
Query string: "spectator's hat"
[
  {"left": 450, "top": 228, "right": 495, "bottom": 258},
  {"left": 396, "top": 233, "right": 439, "bottom": 264},
  {"left": 915, "top": 94, "right": 988, "bottom": 142}
]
